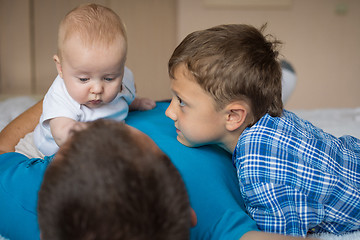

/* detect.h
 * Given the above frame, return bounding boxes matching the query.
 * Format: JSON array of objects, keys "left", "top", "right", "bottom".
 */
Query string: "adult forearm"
[{"left": 0, "top": 100, "right": 43, "bottom": 154}]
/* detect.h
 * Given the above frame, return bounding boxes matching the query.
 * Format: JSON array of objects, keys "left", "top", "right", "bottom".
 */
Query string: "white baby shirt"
[{"left": 33, "top": 67, "right": 136, "bottom": 156}]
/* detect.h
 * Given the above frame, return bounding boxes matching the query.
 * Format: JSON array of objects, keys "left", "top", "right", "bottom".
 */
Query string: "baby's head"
[
  {"left": 166, "top": 24, "right": 283, "bottom": 151},
  {"left": 169, "top": 24, "right": 283, "bottom": 122},
  {"left": 57, "top": 3, "right": 127, "bottom": 60},
  {"left": 54, "top": 4, "right": 128, "bottom": 108},
  {"left": 38, "top": 119, "right": 192, "bottom": 239}
]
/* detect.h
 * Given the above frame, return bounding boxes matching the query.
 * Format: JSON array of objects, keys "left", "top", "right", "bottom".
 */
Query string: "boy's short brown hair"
[
  {"left": 169, "top": 24, "right": 283, "bottom": 123},
  {"left": 58, "top": 3, "right": 127, "bottom": 58}
]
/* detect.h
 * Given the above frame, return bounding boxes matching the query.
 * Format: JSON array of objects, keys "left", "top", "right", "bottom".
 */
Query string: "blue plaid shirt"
[{"left": 233, "top": 110, "right": 360, "bottom": 237}]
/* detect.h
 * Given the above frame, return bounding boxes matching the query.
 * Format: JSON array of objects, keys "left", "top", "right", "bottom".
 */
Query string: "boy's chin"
[{"left": 177, "top": 136, "right": 200, "bottom": 148}]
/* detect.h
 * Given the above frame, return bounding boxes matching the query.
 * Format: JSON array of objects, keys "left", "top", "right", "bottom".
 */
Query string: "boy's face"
[
  {"left": 55, "top": 34, "right": 126, "bottom": 108},
  {"left": 165, "top": 64, "right": 228, "bottom": 148}
]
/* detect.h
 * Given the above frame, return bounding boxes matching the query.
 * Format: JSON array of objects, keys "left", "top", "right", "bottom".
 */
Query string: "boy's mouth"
[{"left": 174, "top": 125, "right": 180, "bottom": 133}]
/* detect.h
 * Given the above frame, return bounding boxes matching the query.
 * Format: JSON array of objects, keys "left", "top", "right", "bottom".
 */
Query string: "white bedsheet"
[
  {"left": 294, "top": 108, "right": 360, "bottom": 139},
  {"left": 0, "top": 96, "right": 37, "bottom": 131}
]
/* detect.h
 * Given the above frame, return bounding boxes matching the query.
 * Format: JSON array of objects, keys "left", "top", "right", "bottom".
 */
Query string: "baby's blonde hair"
[{"left": 57, "top": 3, "right": 127, "bottom": 58}]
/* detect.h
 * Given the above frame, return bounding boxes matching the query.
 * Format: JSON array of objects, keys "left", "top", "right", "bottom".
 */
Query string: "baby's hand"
[
  {"left": 67, "top": 122, "right": 88, "bottom": 139},
  {"left": 71, "top": 122, "right": 88, "bottom": 132},
  {"left": 138, "top": 97, "right": 156, "bottom": 110},
  {"left": 130, "top": 97, "right": 156, "bottom": 111}
]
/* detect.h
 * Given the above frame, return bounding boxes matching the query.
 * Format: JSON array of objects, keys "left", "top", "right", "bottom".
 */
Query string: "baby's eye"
[
  {"left": 104, "top": 77, "right": 114, "bottom": 82},
  {"left": 79, "top": 78, "right": 89, "bottom": 82},
  {"left": 177, "top": 96, "right": 185, "bottom": 107}
]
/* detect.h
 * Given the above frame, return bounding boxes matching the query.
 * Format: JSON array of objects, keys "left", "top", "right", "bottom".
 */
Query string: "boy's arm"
[
  {"left": 241, "top": 231, "right": 316, "bottom": 239},
  {"left": 0, "top": 100, "right": 43, "bottom": 154}
]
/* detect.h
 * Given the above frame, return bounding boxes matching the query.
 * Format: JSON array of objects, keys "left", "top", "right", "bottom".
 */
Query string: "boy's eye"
[
  {"left": 177, "top": 96, "right": 186, "bottom": 107},
  {"left": 104, "top": 77, "right": 114, "bottom": 81},
  {"left": 79, "top": 78, "right": 89, "bottom": 82}
]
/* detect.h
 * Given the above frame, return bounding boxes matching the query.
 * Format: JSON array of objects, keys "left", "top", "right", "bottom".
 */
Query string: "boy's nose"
[{"left": 165, "top": 100, "right": 177, "bottom": 121}]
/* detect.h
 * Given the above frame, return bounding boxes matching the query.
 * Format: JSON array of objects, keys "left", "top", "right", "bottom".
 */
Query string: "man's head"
[{"left": 38, "top": 119, "right": 192, "bottom": 240}]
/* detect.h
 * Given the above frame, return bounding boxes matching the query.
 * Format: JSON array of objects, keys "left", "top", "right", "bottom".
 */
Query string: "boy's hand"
[{"left": 130, "top": 97, "right": 156, "bottom": 111}]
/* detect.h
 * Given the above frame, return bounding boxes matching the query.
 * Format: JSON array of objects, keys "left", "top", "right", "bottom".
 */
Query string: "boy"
[
  {"left": 165, "top": 24, "right": 360, "bottom": 237},
  {"left": 15, "top": 3, "right": 155, "bottom": 158},
  {"left": 38, "top": 119, "right": 194, "bottom": 240}
]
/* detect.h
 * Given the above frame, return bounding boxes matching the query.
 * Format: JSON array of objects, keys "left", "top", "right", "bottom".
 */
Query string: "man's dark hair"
[{"left": 38, "top": 119, "right": 191, "bottom": 240}]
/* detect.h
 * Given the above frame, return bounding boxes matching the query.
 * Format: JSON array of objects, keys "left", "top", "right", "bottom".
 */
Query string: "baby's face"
[
  {"left": 57, "top": 34, "right": 126, "bottom": 108},
  {"left": 165, "top": 64, "right": 228, "bottom": 148}
]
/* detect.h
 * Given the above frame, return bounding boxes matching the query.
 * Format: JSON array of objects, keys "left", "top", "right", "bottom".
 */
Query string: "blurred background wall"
[{"left": 0, "top": 0, "right": 359, "bottom": 109}]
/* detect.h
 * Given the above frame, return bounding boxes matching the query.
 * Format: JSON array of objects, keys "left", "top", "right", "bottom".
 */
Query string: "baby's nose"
[{"left": 91, "top": 82, "right": 103, "bottom": 94}]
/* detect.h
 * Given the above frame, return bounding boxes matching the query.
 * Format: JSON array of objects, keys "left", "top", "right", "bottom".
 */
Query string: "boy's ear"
[
  {"left": 225, "top": 102, "right": 249, "bottom": 132},
  {"left": 53, "top": 55, "right": 63, "bottom": 78}
]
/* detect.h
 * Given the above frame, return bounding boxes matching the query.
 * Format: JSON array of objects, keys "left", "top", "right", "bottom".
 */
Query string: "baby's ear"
[
  {"left": 53, "top": 55, "right": 63, "bottom": 78},
  {"left": 224, "top": 102, "right": 249, "bottom": 132}
]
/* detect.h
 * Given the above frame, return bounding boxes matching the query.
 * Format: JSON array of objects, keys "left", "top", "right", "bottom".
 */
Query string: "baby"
[{"left": 15, "top": 3, "right": 155, "bottom": 158}]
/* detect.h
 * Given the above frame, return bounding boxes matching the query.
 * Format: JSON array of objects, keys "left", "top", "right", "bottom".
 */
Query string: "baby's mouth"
[{"left": 88, "top": 99, "right": 102, "bottom": 106}]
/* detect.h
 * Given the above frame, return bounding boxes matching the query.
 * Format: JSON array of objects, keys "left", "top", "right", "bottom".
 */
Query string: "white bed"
[
  {"left": 294, "top": 108, "right": 360, "bottom": 140},
  {"left": 0, "top": 96, "right": 38, "bottom": 132},
  {"left": 0, "top": 96, "right": 359, "bottom": 240}
]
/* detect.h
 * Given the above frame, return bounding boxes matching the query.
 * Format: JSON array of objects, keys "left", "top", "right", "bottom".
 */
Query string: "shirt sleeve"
[
  {"left": 120, "top": 66, "right": 136, "bottom": 105},
  {"left": 241, "top": 182, "right": 316, "bottom": 237},
  {"left": 41, "top": 75, "right": 81, "bottom": 123},
  {"left": 34, "top": 76, "right": 81, "bottom": 156}
]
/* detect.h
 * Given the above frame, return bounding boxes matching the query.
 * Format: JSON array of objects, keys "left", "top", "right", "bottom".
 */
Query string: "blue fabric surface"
[
  {"left": 0, "top": 153, "right": 51, "bottom": 240},
  {"left": 0, "top": 102, "right": 258, "bottom": 240},
  {"left": 127, "top": 102, "right": 258, "bottom": 239}
]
